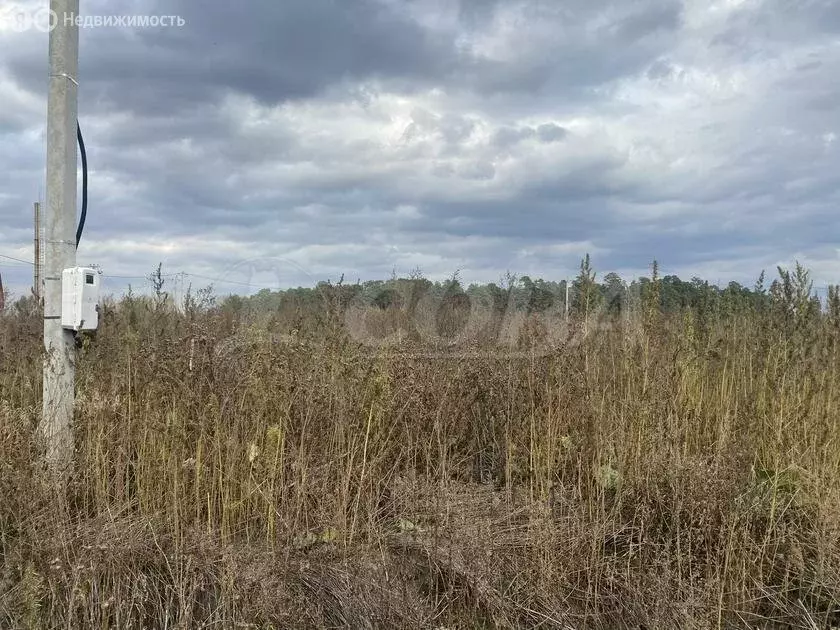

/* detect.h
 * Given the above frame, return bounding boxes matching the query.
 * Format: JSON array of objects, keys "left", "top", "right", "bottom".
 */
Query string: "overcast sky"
[{"left": 1, "top": 0, "right": 839, "bottom": 300}]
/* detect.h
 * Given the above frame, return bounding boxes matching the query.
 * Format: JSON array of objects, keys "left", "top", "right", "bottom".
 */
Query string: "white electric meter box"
[{"left": 61, "top": 267, "right": 101, "bottom": 331}]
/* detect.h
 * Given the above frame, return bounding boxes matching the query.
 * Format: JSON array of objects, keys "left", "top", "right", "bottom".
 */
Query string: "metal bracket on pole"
[{"left": 50, "top": 72, "right": 79, "bottom": 86}]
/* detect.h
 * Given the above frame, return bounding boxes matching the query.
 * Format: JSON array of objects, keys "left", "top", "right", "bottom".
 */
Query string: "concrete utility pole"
[
  {"left": 565, "top": 279, "right": 570, "bottom": 320},
  {"left": 33, "top": 202, "right": 41, "bottom": 298},
  {"left": 40, "top": 0, "right": 80, "bottom": 474}
]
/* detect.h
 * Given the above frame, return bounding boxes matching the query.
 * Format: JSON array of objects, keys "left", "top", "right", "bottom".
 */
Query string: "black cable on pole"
[{"left": 75, "top": 121, "right": 87, "bottom": 248}]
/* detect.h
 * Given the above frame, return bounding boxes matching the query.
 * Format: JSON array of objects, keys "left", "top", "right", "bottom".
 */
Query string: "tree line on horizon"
[
  {"left": 220, "top": 254, "right": 839, "bottom": 323},
  {"left": 4, "top": 255, "right": 840, "bottom": 341}
]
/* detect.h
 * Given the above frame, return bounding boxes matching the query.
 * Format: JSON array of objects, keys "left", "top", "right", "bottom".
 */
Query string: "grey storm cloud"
[
  {"left": 0, "top": 0, "right": 839, "bottom": 299},
  {"left": 492, "top": 123, "right": 568, "bottom": 149},
  {"left": 3, "top": 0, "right": 687, "bottom": 111}
]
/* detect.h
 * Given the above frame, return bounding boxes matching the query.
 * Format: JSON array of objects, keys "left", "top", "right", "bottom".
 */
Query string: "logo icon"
[
  {"left": 32, "top": 7, "right": 57, "bottom": 32},
  {"left": 1, "top": 6, "right": 57, "bottom": 32}
]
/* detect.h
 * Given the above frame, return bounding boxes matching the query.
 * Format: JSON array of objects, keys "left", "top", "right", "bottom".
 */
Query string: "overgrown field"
[{"left": 2, "top": 264, "right": 840, "bottom": 629}]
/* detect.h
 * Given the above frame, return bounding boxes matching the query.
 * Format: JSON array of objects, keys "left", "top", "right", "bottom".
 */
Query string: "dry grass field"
[{"left": 2, "top": 264, "right": 840, "bottom": 629}]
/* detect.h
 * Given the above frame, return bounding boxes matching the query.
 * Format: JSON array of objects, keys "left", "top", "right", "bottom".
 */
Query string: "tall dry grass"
[{"left": 1, "top": 267, "right": 839, "bottom": 629}]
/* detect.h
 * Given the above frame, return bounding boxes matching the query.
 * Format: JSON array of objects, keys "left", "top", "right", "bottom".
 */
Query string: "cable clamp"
[{"left": 50, "top": 73, "right": 79, "bottom": 87}]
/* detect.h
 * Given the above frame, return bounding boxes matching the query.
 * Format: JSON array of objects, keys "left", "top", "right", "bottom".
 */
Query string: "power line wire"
[
  {"left": 102, "top": 273, "right": 180, "bottom": 280},
  {"left": 0, "top": 253, "right": 34, "bottom": 265},
  {"left": 182, "top": 272, "right": 267, "bottom": 288},
  {"left": 75, "top": 121, "right": 88, "bottom": 248}
]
